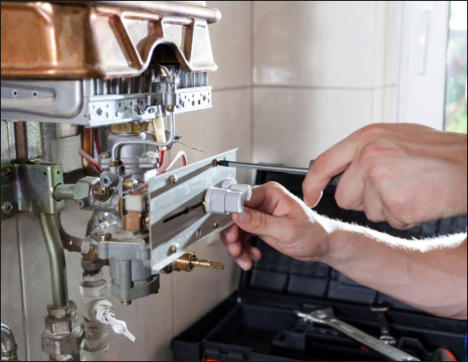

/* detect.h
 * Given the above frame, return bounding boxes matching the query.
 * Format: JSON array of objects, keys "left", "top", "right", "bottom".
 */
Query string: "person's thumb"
[{"left": 232, "top": 207, "right": 284, "bottom": 240}]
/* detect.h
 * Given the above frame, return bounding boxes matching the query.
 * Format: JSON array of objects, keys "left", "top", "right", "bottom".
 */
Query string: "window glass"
[{"left": 444, "top": 1, "right": 467, "bottom": 133}]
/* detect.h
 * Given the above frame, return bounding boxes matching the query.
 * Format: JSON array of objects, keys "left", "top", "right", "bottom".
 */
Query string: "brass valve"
[{"left": 171, "top": 252, "right": 224, "bottom": 272}]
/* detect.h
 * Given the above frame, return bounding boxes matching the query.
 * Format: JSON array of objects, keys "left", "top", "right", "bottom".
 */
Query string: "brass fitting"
[
  {"left": 110, "top": 123, "right": 148, "bottom": 134},
  {"left": 91, "top": 183, "right": 110, "bottom": 201},
  {"left": 172, "top": 252, "right": 224, "bottom": 272},
  {"left": 122, "top": 178, "right": 137, "bottom": 191}
]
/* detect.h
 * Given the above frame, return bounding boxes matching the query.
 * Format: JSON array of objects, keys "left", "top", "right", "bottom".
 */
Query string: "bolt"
[
  {"left": 100, "top": 152, "right": 110, "bottom": 159},
  {"left": 168, "top": 245, "right": 178, "bottom": 255},
  {"left": 76, "top": 200, "right": 85, "bottom": 208},
  {"left": 145, "top": 216, "right": 150, "bottom": 227},
  {"left": 120, "top": 300, "right": 132, "bottom": 305},
  {"left": 96, "top": 108, "right": 103, "bottom": 116},
  {"left": 166, "top": 105, "right": 174, "bottom": 112},
  {"left": 1, "top": 167, "right": 13, "bottom": 180},
  {"left": 195, "top": 229, "right": 201, "bottom": 238},
  {"left": 2, "top": 201, "right": 14, "bottom": 214},
  {"left": 213, "top": 221, "right": 220, "bottom": 228},
  {"left": 169, "top": 175, "right": 178, "bottom": 184}
]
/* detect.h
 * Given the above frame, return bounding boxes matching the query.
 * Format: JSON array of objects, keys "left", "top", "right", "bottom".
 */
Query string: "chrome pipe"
[
  {"left": 38, "top": 213, "right": 69, "bottom": 308},
  {"left": 1, "top": 324, "right": 18, "bottom": 361}
]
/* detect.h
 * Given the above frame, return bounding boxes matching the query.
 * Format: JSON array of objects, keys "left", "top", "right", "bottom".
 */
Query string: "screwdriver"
[{"left": 216, "top": 160, "right": 341, "bottom": 186}]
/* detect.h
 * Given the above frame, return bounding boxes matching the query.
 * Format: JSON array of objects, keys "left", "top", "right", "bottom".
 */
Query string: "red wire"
[
  {"left": 92, "top": 128, "right": 101, "bottom": 155},
  {"left": 158, "top": 150, "right": 187, "bottom": 174},
  {"left": 159, "top": 149, "right": 165, "bottom": 167},
  {"left": 79, "top": 149, "right": 102, "bottom": 172}
]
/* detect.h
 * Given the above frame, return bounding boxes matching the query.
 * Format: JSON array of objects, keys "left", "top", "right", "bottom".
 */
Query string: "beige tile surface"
[
  {"left": 170, "top": 88, "right": 254, "bottom": 184},
  {"left": 252, "top": 87, "right": 375, "bottom": 167},
  {"left": 172, "top": 237, "right": 240, "bottom": 336},
  {"left": 0, "top": 218, "right": 26, "bottom": 361},
  {"left": 253, "top": 1, "right": 388, "bottom": 88},
  {"left": 16, "top": 213, "right": 51, "bottom": 361},
  {"left": 207, "top": 1, "right": 252, "bottom": 90}
]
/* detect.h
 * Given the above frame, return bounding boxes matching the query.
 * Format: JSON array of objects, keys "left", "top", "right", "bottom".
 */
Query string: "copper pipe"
[
  {"left": 14, "top": 121, "right": 28, "bottom": 161},
  {"left": 81, "top": 126, "right": 93, "bottom": 170}
]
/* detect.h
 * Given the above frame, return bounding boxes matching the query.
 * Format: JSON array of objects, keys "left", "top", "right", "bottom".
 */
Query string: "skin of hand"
[
  {"left": 221, "top": 182, "right": 467, "bottom": 319},
  {"left": 302, "top": 123, "right": 467, "bottom": 229},
  {"left": 221, "top": 182, "right": 330, "bottom": 271}
]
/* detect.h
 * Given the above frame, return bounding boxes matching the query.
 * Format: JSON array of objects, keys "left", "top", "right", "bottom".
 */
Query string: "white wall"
[{"left": 251, "top": 1, "right": 400, "bottom": 167}]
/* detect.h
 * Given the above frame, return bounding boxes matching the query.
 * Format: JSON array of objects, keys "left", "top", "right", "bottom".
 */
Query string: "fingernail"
[
  {"left": 237, "top": 259, "right": 250, "bottom": 270},
  {"left": 238, "top": 210, "right": 250, "bottom": 224}
]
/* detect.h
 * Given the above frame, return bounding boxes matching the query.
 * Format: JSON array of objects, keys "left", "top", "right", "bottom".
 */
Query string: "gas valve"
[{"left": 204, "top": 178, "right": 251, "bottom": 214}]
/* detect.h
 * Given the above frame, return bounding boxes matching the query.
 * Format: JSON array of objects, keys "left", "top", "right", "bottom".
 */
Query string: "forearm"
[{"left": 315, "top": 214, "right": 467, "bottom": 319}]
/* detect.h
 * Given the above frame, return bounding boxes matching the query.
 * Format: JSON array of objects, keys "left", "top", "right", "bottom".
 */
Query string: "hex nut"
[
  {"left": 92, "top": 184, "right": 110, "bottom": 201},
  {"left": 2, "top": 201, "right": 14, "bottom": 214}
]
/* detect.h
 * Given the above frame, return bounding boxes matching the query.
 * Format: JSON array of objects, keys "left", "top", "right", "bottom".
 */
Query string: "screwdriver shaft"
[{"left": 217, "top": 160, "right": 341, "bottom": 186}]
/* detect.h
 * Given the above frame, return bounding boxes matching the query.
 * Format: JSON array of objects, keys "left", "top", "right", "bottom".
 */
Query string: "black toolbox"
[{"left": 171, "top": 171, "right": 467, "bottom": 361}]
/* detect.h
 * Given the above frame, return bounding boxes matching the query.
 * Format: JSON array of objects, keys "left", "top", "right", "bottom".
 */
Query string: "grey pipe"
[
  {"left": 53, "top": 184, "right": 75, "bottom": 201},
  {"left": 38, "top": 213, "right": 69, "bottom": 308},
  {"left": 1, "top": 323, "right": 18, "bottom": 361}
]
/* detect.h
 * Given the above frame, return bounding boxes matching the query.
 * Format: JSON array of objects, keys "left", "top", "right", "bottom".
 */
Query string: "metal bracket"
[
  {"left": 148, "top": 149, "right": 237, "bottom": 272},
  {"left": 1, "top": 162, "right": 65, "bottom": 219}
]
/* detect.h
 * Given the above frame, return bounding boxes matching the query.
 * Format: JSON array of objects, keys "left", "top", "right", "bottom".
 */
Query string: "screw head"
[
  {"left": 169, "top": 175, "right": 178, "bottom": 184},
  {"left": 168, "top": 245, "right": 178, "bottom": 255},
  {"left": 1, "top": 167, "right": 13, "bottom": 180},
  {"left": 213, "top": 221, "right": 220, "bottom": 228},
  {"left": 2, "top": 201, "right": 14, "bottom": 214}
]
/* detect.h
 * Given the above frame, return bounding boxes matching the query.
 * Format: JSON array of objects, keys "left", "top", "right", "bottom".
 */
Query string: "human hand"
[
  {"left": 303, "top": 123, "right": 467, "bottom": 229},
  {"left": 220, "top": 182, "right": 329, "bottom": 270}
]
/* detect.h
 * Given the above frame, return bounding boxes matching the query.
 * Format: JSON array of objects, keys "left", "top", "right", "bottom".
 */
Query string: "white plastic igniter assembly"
[
  {"left": 91, "top": 299, "right": 136, "bottom": 342},
  {"left": 204, "top": 178, "right": 252, "bottom": 215}
]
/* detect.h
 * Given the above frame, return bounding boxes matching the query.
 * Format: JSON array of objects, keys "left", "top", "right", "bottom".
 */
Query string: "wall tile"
[
  {"left": 170, "top": 88, "right": 254, "bottom": 184},
  {"left": 172, "top": 237, "right": 240, "bottom": 336},
  {"left": 0, "top": 218, "right": 26, "bottom": 361},
  {"left": 253, "top": 1, "right": 389, "bottom": 88},
  {"left": 207, "top": 1, "right": 252, "bottom": 90},
  {"left": 252, "top": 87, "right": 374, "bottom": 167},
  {"left": 16, "top": 213, "right": 51, "bottom": 361}
]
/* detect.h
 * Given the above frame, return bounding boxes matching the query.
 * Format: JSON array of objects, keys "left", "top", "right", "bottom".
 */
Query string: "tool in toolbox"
[
  {"left": 216, "top": 160, "right": 342, "bottom": 186},
  {"left": 295, "top": 308, "right": 420, "bottom": 361},
  {"left": 370, "top": 304, "right": 397, "bottom": 346}
]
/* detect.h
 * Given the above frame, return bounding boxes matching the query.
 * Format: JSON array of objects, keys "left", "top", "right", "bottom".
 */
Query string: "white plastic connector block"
[
  {"left": 125, "top": 194, "right": 144, "bottom": 212},
  {"left": 204, "top": 179, "right": 252, "bottom": 215},
  {"left": 91, "top": 299, "right": 136, "bottom": 342}
]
